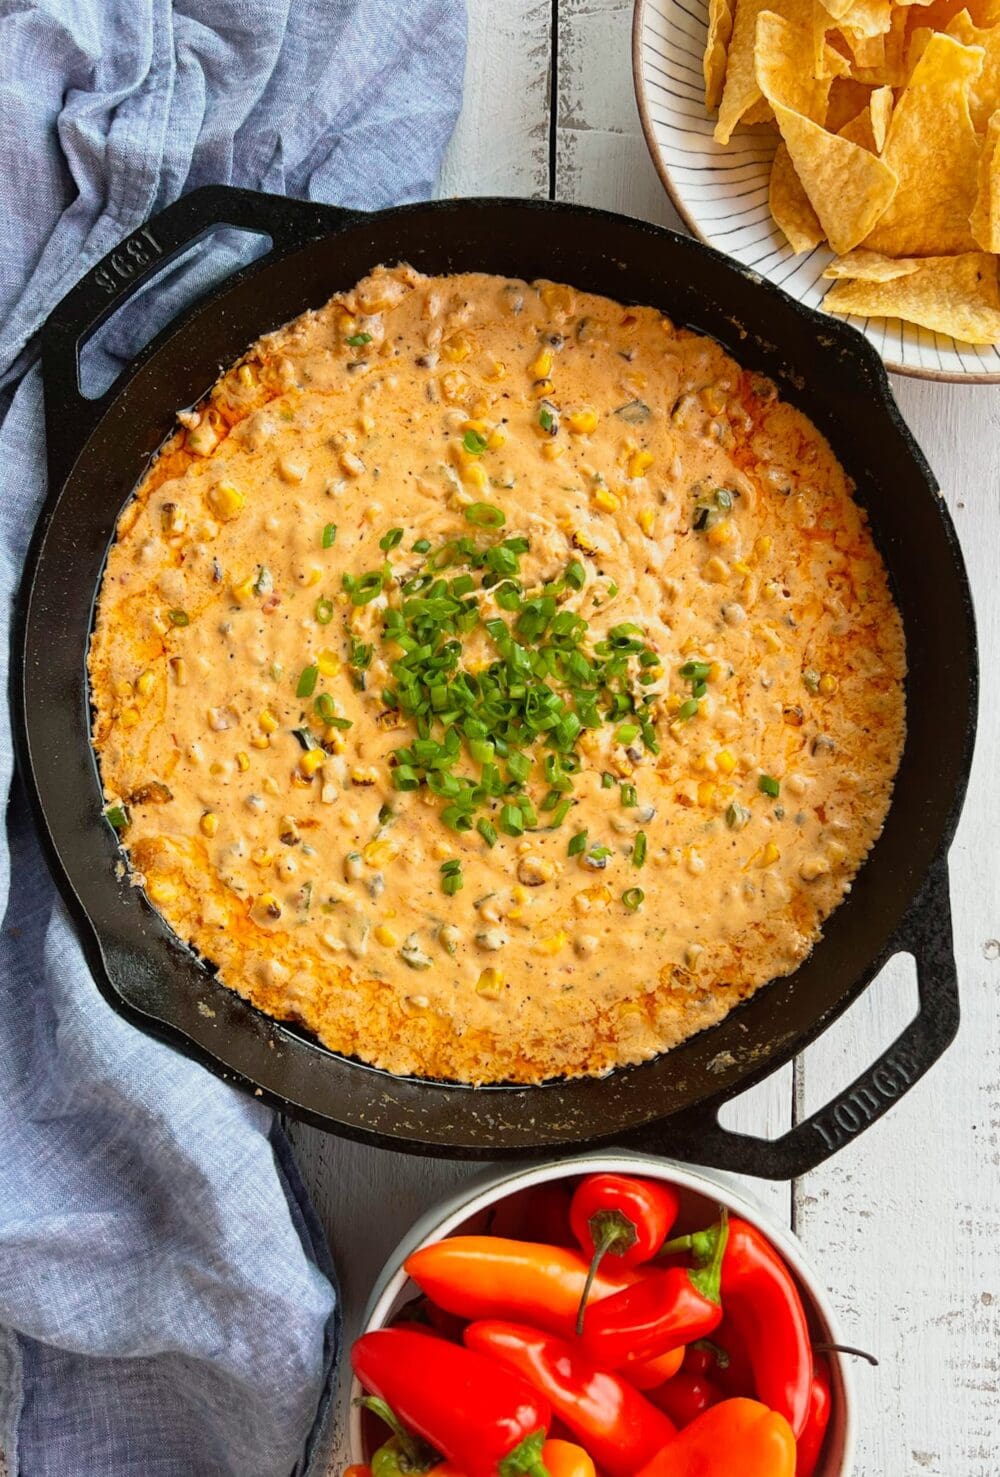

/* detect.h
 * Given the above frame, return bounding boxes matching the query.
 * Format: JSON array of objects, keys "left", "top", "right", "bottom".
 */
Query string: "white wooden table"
[{"left": 290, "top": 5, "right": 1000, "bottom": 1473}]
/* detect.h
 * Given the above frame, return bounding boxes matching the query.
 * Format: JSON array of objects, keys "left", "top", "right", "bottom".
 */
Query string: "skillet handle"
[
  {"left": 623, "top": 856, "right": 960, "bottom": 1179},
  {"left": 40, "top": 184, "right": 356, "bottom": 486}
]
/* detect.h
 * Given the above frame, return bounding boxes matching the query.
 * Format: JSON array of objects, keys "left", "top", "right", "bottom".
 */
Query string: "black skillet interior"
[{"left": 16, "top": 187, "right": 977, "bottom": 1177}]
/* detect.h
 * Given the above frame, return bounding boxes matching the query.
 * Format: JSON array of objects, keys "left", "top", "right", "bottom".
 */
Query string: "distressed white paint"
[{"left": 291, "top": 3, "right": 1000, "bottom": 1473}]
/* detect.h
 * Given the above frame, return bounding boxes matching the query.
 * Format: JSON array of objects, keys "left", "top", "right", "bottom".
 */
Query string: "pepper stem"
[
  {"left": 686, "top": 1207, "right": 729, "bottom": 1305},
  {"left": 357, "top": 1397, "right": 428, "bottom": 1469},
  {"left": 658, "top": 1204, "right": 727, "bottom": 1264},
  {"left": 499, "top": 1429, "right": 551, "bottom": 1477},
  {"left": 575, "top": 1209, "right": 638, "bottom": 1335}
]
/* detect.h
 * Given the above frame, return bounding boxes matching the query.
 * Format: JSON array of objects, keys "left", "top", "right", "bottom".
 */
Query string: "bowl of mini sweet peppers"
[{"left": 346, "top": 1154, "right": 857, "bottom": 1477}]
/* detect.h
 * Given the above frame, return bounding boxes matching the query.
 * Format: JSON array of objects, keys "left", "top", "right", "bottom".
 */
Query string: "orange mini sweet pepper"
[{"left": 633, "top": 1398, "right": 797, "bottom": 1477}]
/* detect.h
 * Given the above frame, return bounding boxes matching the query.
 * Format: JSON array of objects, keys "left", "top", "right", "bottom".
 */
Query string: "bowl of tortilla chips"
[{"left": 633, "top": 0, "right": 1000, "bottom": 379}]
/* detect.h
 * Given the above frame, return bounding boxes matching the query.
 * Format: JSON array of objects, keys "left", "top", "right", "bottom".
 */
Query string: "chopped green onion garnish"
[
  {"left": 464, "top": 502, "right": 506, "bottom": 528},
  {"left": 568, "top": 829, "right": 588, "bottom": 856},
  {"left": 413, "top": 538, "right": 432, "bottom": 554},
  {"left": 601, "top": 772, "right": 615, "bottom": 789},
  {"left": 758, "top": 773, "right": 781, "bottom": 798},
  {"left": 440, "top": 859, "right": 464, "bottom": 895},
  {"left": 565, "top": 560, "right": 586, "bottom": 591},
  {"left": 314, "top": 693, "right": 336, "bottom": 723},
  {"left": 296, "top": 665, "right": 319, "bottom": 699},
  {"left": 392, "top": 765, "right": 421, "bottom": 791},
  {"left": 499, "top": 802, "right": 525, "bottom": 836},
  {"left": 463, "top": 429, "right": 488, "bottom": 456},
  {"left": 633, "top": 831, "right": 647, "bottom": 868},
  {"left": 616, "top": 722, "right": 640, "bottom": 745},
  {"left": 322, "top": 523, "right": 337, "bottom": 548},
  {"left": 538, "top": 405, "right": 556, "bottom": 434},
  {"left": 167, "top": 608, "right": 189, "bottom": 627},
  {"left": 379, "top": 528, "right": 404, "bottom": 552},
  {"left": 677, "top": 698, "right": 700, "bottom": 721},
  {"left": 104, "top": 804, "right": 129, "bottom": 831},
  {"left": 622, "top": 887, "right": 645, "bottom": 911},
  {"left": 346, "top": 332, "right": 372, "bottom": 346},
  {"left": 315, "top": 597, "right": 334, "bottom": 625},
  {"left": 477, "top": 817, "right": 498, "bottom": 847},
  {"left": 620, "top": 783, "right": 637, "bottom": 808}
]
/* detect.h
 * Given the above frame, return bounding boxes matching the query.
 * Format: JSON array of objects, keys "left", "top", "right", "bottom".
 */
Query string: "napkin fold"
[{"left": 0, "top": 2, "right": 466, "bottom": 1473}]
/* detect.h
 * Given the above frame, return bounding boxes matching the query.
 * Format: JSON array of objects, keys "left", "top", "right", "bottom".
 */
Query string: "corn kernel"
[
  {"left": 484, "top": 358, "right": 507, "bottom": 381},
  {"left": 208, "top": 481, "right": 245, "bottom": 520},
  {"left": 300, "top": 749, "right": 325, "bottom": 778},
  {"left": 442, "top": 332, "right": 472, "bottom": 362},
  {"left": 531, "top": 377, "right": 554, "bottom": 399},
  {"left": 827, "top": 840, "right": 849, "bottom": 864},
  {"left": 259, "top": 710, "right": 279, "bottom": 734},
  {"left": 115, "top": 679, "right": 134, "bottom": 699},
  {"left": 702, "top": 555, "right": 730, "bottom": 583},
  {"left": 819, "top": 673, "right": 839, "bottom": 696},
  {"left": 628, "top": 449, "right": 654, "bottom": 479},
  {"left": 146, "top": 878, "right": 176, "bottom": 905},
  {"left": 593, "top": 488, "right": 621, "bottom": 514},
  {"left": 440, "top": 371, "right": 468, "bottom": 404},
  {"left": 432, "top": 840, "right": 453, "bottom": 861},
  {"left": 231, "top": 574, "right": 257, "bottom": 603},
  {"left": 487, "top": 426, "right": 507, "bottom": 450},
  {"left": 339, "top": 450, "right": 365, "bottom": 478},
  {"left": 716, "top": 748, "right": 737, "bottom": 775},
  {"left": 237, "top": 364, "right": 255, "bottom": 388},
  {"left": 697, "top": 780, "right": 717, "bottom": 807},
  {"left": 363, "top": 838, "right": 399, "bottom": 867},
  {"left": 462, "top": 418, "right": 487, "bottom": 435},
  {"left": 169, "top": 657, "right": 187, "bottom": 686},
  {"left": 120, "top": 707, "right": 140, "bottom": 729},
  {"left": 136, "top": 670, "right": 156, "bottom": 698},
  {"left": 530, "top": 348, "right": 554, "bottom": 378},
  {"left": 200, "top": 811, "right": 219, "bottom": 838},
  {"left": 637, "top": 507, "right": 656, "bottom": 536},
  {"left": 536, "top": 930, "right": 568, "bottom": 956},
  {"left": 250, "top": 735, "right": 270, "bottom": 750},
  {"left": 540, "top": 283, "right": 574, "bottom": 314},
  {"left": 571, "top": 526, "right": 599, "bottom": 555},
  {"left": 462, "top": 461, "right": 488, "bottom": 489},
  {"left": 251, "top": 848, "right": 274, "bottom": 868},
  {"left": 566, "top": 408, "right": 598, "bottom": 435},
  {"left": 339, "top": 313, "right": 358, "bottom": 337},
  {"left": 753, "top": 535, "right": 772, "bottom": 561},
  {"left": 374, "top": 924, "right": 398, "bottom": 947},
  {"left": 541, "top": 441, "right": 565, "bottom": 462},
  {"left": 757, "top": 623, "right": 783, "bottom": 653},
  {"left": 759, "top": 841, "right": 781, "bottom": 868},
  {"left": 236, "top": 751, "right": 250, "bottom": 772},
  {"left": 476, "top": 967, "right": 504, "bottom": 1000},
  {"left": 317, "top": 649, "right": 341, "bottom": 678},
  {"left": 708, "top": 520, "right": 735, "bottom": 547}
]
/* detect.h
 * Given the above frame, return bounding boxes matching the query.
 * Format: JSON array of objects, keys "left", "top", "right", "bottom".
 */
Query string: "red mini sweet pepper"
[
  {"left": 569, "top": 1174, "right": 680, "bottom": 1333},
  {"left": 464, "top": 1320, "right": 676, "bottom": 1477},
  {"left": 796, "top": 1356, "right": 833, "bottom": 1477},
  {"left": 352, "top": 1328, "right": 552, "bottom": 1477},
  {"left": 580, "top": 1210, "right": 728, "bottom": 1364},
  {"left": 648, "top": 1369, "right": 724, "bottom": 1428},
  {"left": 662, "top": 1213, "right": 813, "bottom": 1438}
]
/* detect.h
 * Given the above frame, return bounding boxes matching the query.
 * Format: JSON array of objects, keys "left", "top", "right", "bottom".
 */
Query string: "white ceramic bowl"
[
  {"left": 348, "top": 1151, "right": 856, "bottom": 1477},
  {"left": 632, "top": 0, "right": 1000, "bottom": 383}
]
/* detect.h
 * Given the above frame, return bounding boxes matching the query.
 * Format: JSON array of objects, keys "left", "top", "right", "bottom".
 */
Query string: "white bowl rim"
[
  {"left": 348, "top": 1150, "right": 857, "bottom": 1477},
  {"left": 630, "top": 0, "right": 1000, "bottom": 386}
]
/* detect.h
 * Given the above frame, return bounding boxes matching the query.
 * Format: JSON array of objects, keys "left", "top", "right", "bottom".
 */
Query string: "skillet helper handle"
[
  {"left": 40, "top": 184, "right": 355, "bottom": 485},
  {"left": 627, "top": 856, "right": 960, "bottom": 1178}
]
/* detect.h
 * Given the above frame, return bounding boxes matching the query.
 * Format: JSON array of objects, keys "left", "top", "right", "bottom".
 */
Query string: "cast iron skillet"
[{"left": 15, "top": 186, "right": 977, "bottom": 1176}]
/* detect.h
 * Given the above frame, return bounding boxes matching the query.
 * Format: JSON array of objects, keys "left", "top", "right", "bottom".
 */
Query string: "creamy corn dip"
[{"left": 90, "top": 266, "right": 906, "bottom": 1084}]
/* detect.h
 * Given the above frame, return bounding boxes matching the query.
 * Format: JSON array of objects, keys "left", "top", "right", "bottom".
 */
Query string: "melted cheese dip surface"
[{"left": 91, "top": 267, "right": 906, "bottom": 1084}]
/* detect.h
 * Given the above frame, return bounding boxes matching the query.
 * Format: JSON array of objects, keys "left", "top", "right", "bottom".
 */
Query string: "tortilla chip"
[
  {"left": 839, "top": 28, "right": 887, "bottom": 64},
  {"left": 742, "top": 96, "right": 776, "bottom": 123},
  {"left": 820, "top": 39, "right": 855, "bottom": 74},
  {"left": 971, "top": 109, "right": 1000, "bottom": 250},
  {"left": 770, "top": 141, "right": 826, "bottom": 248},
  {"left": 715, "top": 0, "right": 824, "bottom": 143},
  {"left": 769, "top": 104, "right": 898, "bottom": 251},
  {"left": 822, "top": 248, "right": 926, "bottom": 277},
  {"left": 869, "top": 85, "right": 894, "bottom": 148},
  {"left": 754, "top": 10, "right": 832, "bottom": 117},
  {"left": 947, "top": 10, "right": 1000, "bottom": 129},
  {"left": 823, "top": 251, "right": 1000, "bottom": 342},
  {"left": 905, "top": 23, "right": 936, "bottom": 72},
  {"left": 705, "top": 0, "right": 735, "bottom": 110},
  {"left": 838, "top": 105, "right": 878, "bottom": 149},
  {"left": 913, "top": 0, "right": 999, "bottom": 26},
  {"left": 818, "top": 0, "right": 857, "bottom": 18},
  {"left": 864, "top": 33, "right": 983, "bottom": 255},
  {"left": 826, "top": 76, "right": 878, "bottom": 130},
  {"left": 850, "top": 7, "right": 909, "bottom": 82},
  {"left": 838, "top": 0, "right": 894, "bottom": 35}
]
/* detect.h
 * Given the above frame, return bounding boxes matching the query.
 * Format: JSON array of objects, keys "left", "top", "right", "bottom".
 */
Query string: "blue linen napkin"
[{"left": 0, "top": 3, "right": 466, "bottom": 1474}]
